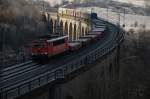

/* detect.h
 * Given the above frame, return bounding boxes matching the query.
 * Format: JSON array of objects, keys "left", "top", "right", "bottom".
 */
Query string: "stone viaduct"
[
  {"left": 0, "top": 8, "right": 124, "bottom": 99},
  {"left": 44, "top": 11, "right": 90, "bottom": 40}
]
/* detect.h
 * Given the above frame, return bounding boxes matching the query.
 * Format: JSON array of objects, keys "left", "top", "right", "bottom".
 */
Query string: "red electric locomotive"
[{"left": 31, "top": 35, "right": 69, "bottom": 59}]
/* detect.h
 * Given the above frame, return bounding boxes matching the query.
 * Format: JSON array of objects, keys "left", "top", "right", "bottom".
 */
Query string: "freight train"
[{"left": 31, "top": 19, "right": 106, "bottom": 60}]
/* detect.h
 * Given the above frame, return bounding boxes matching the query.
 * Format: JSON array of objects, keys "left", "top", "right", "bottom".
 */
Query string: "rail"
[{"left": 0, "top": 18, "right": 124, "bottom": 99}]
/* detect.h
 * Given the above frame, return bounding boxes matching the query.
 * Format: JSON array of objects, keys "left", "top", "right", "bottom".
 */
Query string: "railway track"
[
  {"left": 1, "top": 61, "right": 34, "bottom": 73},
  {"left": 0, "top": 19, "right": 107, "bottom": 88},
  {"left": 0, "top": 32, "right": 108, "bottom": 89}
]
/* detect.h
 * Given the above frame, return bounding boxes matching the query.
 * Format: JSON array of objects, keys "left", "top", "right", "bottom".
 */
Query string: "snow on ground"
[{"left": 78, "top": 7, "right": 150, "bottom": 31}]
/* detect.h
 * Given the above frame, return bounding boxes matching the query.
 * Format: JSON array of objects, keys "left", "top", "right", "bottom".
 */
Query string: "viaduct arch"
[{"left": 45, "top": 12, "right": 90, "bottom": 41}]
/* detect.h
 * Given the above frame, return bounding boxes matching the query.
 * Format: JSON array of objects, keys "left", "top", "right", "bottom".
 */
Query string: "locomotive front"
[{"left": 31, "top": 39, "right": 48, "bottom": 59}]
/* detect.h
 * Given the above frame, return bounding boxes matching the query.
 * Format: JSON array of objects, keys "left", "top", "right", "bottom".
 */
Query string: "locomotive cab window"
[
  {"left": 33, "top": 41, "right": 44, "bottom": 48},
  {"left": 53, "top": 39, "right": 65, "bottom": 46},
  {"left": 34, "top": 43, "right": 43, "bottom": 48}
]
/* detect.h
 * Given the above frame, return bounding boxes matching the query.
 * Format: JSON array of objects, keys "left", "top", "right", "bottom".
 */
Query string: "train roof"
[
  {"left": 77, "top": 38, "right": 91, "bottom": 42},
  {"left": 39, "top": 35, "right": 59, "bottom": 40},
  {"left": 94, "top": 25, "right": 106, "bottom": 28},
  {"left": 34, "top": 35, "right": 68, "bottom": 43},
  {"left": 88, "top": 32, "right": 102, "bottom": 35},
  {"left": 68, "top": 42, "right": 81, "bottom": 47},
  {"left": 92, "top": 28, "right": 105, "bottom": 32},
  {"left": 47, "top": 36, "right": 68, "bottom": 42},
  {"left": 80, "top": 35, "right": 97, "bottom": 38}
]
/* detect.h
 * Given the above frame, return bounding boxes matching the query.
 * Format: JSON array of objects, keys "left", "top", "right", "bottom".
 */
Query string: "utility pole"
[
  {"left": 2, "top": 26, "right": 5, "bottom": 69},
  {"left": 75, "top": 0, "right": 77, "bottom": 40},
  {"left": 56, "top": 13, "right": 60, "bottom": 35},
  {"left": 42, "top": 0, "right": 45, "bottom": 11},
  {"left": 56, "top": 2, "right": 61, "bottom": 35},
  {"left": 117, "top": 9, "right": 121, "bottom": 79},
  {"left": 116, "top": 9, "right": 123, "bottom": 99},
  {"left": 0, "top": 26, "right": 5, "bottom": 77},
  {"left": 90, "top": 8, "right": 94, "bottom": 30},
  {"left": 107, "top": 6, "right": 108, "bottom": 21},
  {"left": 123, "top": 8, "right": 125, "bottom": 28},
  {"left": 22, "top": 15, "right": 26, "bottom": 63}
]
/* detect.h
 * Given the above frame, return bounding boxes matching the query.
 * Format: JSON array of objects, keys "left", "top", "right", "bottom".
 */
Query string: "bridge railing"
[{"left": 0, "top": 19, "right": 124, "bottom": 99}]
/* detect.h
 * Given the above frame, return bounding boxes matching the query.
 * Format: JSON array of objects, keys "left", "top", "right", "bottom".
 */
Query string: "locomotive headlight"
[
  {"left": 44, "top": 52, "right": 48, "bottom": 55},
  {"left": 32, "top": 53, "right": 35, "bottom": 55}
]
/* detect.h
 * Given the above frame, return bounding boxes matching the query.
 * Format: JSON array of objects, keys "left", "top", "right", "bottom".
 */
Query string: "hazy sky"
[
  {"left": 43, "top": 0, "right": 62, "bottom": 6},
  {"left": 113, "top": 0, "right": 146, "bottom": 6},
  {"left": 42, "top": 0, "right": 148, "bottom": 7}
]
